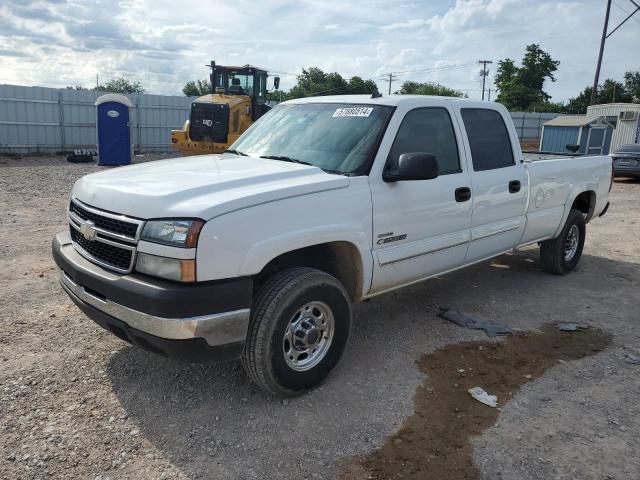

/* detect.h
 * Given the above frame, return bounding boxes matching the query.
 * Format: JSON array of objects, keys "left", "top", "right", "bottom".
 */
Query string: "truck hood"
[{"left": 72, "top": 154, "right": 350, "bottom": 220}]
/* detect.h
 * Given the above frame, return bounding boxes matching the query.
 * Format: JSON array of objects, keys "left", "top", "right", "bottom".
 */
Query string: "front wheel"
[
  {"left": 242, "top": 267, "right": 351, "bottom": 397},
  {"left": 540, "top": 208, "right": 586, "bottom": 275}
]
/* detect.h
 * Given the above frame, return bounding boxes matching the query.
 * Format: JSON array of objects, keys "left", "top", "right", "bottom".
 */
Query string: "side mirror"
[
  {"left": 274, "top": 76, "right": 280, "bottom": 90},
  {"left": 383, "top": 153, "right": 439, "bottom": 182},
  {"left": 566, "top": 144, "right": 579, "bottom": 153}
]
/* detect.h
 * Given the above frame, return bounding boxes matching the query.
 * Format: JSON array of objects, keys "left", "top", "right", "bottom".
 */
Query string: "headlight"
[
  {"left": 136, "top": 252, "right": 196, "bottom": 282},
  {"left": 141, "top": 219, "right": 204, "bottom": 248}
]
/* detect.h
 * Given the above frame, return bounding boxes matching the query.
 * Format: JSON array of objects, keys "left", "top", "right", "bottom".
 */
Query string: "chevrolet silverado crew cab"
[{"left": 53, "top": 95, "right": 612, "bottom": 397}]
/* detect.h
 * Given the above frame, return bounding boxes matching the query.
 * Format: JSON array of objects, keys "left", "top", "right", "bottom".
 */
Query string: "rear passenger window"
[
  {"left": 387, "top": 108, "right": 461, "bottom": 175},
  {"left": 461, "top": 108, "right": 514, "bottom": 171}
]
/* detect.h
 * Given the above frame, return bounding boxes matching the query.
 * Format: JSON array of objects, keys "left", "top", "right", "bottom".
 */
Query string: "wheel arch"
[
  {"left": 571, "top": 190, "right": 597, "bottom": 222},
  {"left": 249, "top": 241, "right": 369, "bottom": 302},
  {"left": 553, "top": 188, "right": 597, "bottom": 238}
]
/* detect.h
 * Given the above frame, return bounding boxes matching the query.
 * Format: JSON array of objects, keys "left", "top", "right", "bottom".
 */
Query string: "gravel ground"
[{"left": 1, "top": 155, "right": 639, "bottom": 479}]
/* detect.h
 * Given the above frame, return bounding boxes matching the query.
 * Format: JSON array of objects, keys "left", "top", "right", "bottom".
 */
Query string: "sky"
[{"left": 0, "top": 0, "right": 638, "bottom": 102}]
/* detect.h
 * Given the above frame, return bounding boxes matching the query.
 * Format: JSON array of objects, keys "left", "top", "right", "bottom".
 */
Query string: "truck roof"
[{"left": 283, "top": 94, "right": 499, "bottom": 109}]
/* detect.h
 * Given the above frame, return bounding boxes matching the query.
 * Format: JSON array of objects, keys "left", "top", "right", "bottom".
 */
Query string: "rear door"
[
  {"left": 370, "top": 106, "right": 472, "bottom": 294},
  {"left": 458, "top": 107, "right": 528, "bottom": 262}
]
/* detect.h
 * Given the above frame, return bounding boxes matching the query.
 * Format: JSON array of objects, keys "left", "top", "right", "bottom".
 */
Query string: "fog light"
[{"left": 135, "top": 253, "right": 196, "bottom": 282}]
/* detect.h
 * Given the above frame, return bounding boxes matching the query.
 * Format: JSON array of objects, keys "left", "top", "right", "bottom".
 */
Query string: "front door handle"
[
  {"left": 509, "top": 180, "right": 521, "bottom": 193},
  {"left": 455, "top": 187, "right": 471, "bottom": 202}
]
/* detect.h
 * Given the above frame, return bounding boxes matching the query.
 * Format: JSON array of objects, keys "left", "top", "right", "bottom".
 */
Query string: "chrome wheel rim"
[
  {"left": 283, "top": 301, "right": 335, "bottom": 372},
  {"left": 564, "top": 224, "right": 580, "bottom": 261}
]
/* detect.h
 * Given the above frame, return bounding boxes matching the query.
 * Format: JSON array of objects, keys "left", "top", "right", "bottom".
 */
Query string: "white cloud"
[{"left": 0, "top": 0, "right": 636, "bottom": 102}]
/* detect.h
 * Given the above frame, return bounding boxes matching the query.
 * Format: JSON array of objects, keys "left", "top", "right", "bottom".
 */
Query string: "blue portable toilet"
[{"left": 95, "top": 94, "right": 134, "bottom": 165}]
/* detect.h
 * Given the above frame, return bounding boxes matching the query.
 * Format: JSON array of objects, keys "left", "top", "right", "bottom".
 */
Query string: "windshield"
[{"left": 230, "top": 103, "right": 394, "bottom": 175}]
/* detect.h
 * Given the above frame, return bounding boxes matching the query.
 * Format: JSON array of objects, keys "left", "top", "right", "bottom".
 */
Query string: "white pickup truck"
[{"left": 53, "top": 95, "right": 612, "bottom": 396}]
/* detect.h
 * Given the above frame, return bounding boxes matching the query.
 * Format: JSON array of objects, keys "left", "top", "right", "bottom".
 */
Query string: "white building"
[{"left": 587, "top": 103, "right": 640, "bottom": 152}]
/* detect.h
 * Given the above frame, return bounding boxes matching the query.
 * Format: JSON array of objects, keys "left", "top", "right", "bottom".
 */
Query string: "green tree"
[
  {"left": 182, "top": 79, "right": 212, "bottom": 97},
  {"left": 397, "top": 81, "right": 464, "bottom": 97},
  {"left": 65, "top": 78, "right": 145, "bottom": 94},
  {"left": 346, "top": 76, "right": 378, "bottom": 95},
  {"left": 526, "top": 101, "right": 567, "bottom": 113},
  {"left": 283, "top": 67, "right": 378, "bottom": 99},
  {"left": 624, "top": 70, "right": 640, "bottom": 102},
  {"left": 566, "top": 79, "right": 633, "bottom": 113},
  {"left": 94, "top": 77, "right": 145, "bottom": 94},
  {"left": 494, "top": 44, "right": 559, "bottom": 111}
]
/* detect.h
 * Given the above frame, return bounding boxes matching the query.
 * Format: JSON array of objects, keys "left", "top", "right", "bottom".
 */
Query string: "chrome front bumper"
[{"left": 58, "top": 267, "right": 249, "bottom": 346}]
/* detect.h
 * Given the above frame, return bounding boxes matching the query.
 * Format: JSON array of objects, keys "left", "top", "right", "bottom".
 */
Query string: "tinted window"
[
  {"left": 387, "top": 108, "right": 461, "bottom": 175},
  {"left": 461, "top": 108, "right": 514, "bottom": 171}
]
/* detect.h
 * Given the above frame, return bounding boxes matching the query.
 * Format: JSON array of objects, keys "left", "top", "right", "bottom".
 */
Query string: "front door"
[
  {"left": 458, "top": 107, "right": 527, "bottom": 262},
  {"left": 370, "top": 106, "right": 473, "bottom": 294},
  {"left": 586, "top": 126, "right": 606, "bottom": 155}
]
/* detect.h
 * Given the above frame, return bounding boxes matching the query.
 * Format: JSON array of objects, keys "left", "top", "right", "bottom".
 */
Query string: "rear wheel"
[
  {"left": 242, "top": 267, "right": 351, "bottom": 397},
  {"left": 540, "top": 209, "right": 586, "bottom": 275}
]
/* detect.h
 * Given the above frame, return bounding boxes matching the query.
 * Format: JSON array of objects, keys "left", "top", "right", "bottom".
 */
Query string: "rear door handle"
[
  {"left": 509, "top": 180, "right": 521, "bottom": 193},
  {"left": 455, "top": 187, "right": 471, "bottom": 202}
]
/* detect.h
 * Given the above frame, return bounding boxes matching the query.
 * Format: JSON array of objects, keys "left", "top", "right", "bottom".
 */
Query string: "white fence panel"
[
  {"left": 509, "top": 111, "right": 560, "bottom": 141},
  {"left": 1, "top": 85, "right": 563, "bottom": 155},
  {"left": 0, "top": 84, "right": 196, "bottom": 154}
]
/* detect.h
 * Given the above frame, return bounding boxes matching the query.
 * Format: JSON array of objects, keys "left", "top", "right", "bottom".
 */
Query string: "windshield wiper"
[
  {"left": 223, "top": 149, "right": 248, "bottom": 156},
  {"left": 260, "top": 155, "right": 349, "bottom": 175},
  {"left": 259, "top": 155, "right": 313, "bottom": 166}
]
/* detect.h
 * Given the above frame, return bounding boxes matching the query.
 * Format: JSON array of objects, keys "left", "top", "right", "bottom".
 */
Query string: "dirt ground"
[
  {"left": 1, "top": 155, "right": 639, "bottom": 480},
  {"left": 339, "top": 325, "right": 613, "bottom": 480}
]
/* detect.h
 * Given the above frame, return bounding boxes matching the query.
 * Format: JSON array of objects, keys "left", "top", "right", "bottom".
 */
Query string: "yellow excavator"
[{"left": 171, "top": 61, "right": 280, "bottom": 155}]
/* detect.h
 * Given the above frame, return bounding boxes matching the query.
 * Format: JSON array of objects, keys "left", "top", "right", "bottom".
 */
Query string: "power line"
[
  {"left": 384, "top": 62, "right": 476, "bottom": 75},
  {"left": 613, "top": 0, "right": 640, "bottom": 23}
]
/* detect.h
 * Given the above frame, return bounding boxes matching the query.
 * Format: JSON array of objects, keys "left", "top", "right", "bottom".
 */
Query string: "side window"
[
  {"left": 387, "top": 107, "right": 461, "bottom": 175},
  {"left": 461, "top": 108, "right": 514, "bottom": 171}
]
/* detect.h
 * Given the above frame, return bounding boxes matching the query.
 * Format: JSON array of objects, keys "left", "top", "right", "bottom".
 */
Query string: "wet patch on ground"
[{"left": 339, "top": 324, "right": 612, "bottom": 480}]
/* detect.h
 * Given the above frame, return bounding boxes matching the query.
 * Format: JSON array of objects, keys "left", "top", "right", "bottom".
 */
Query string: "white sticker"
[
  {"left": 332, "top": 107, "right": 374, "bottom": 118},
  {"left": 107, "top": 110, "right": 120, "bottom": 118}
]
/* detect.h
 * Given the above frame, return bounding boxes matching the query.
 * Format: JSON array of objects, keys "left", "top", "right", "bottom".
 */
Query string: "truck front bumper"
[{"left": 52, "top": 231, "right": 253, "bottom": 362}]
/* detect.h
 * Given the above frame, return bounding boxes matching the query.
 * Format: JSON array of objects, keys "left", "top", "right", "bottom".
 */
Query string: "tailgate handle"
[
  {"left": 455, "top": 187, "right": 471, "bottom": 202},
  {"left": 509, "top": 180, "right": 521, "bottom": 193}
]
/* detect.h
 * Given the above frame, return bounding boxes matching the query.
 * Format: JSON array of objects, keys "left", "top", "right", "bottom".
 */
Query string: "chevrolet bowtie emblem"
[{"left": 80, "top": 221, "right": 97, "bottom": 241}]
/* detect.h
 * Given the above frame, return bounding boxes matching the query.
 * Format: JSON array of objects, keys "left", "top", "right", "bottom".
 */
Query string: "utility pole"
[
  {"left": 386, "top": 73, "right": 397, "bottom": 95},
  {"left": 591, "top": 0, "right": 612, "bottom": 105},
  {"left": 478, "top": 60, "right": 493, "bottom": 101},
  {"left": 590, "top": 0, "right": 639, "bottom": 104}
]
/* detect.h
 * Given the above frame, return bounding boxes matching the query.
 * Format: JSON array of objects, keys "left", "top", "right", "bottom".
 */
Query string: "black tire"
[
  {"left": 67, "top": 154, "right": 94, "bottom": 163},
  {"left": 540, "top": 209, "right": 586, "bottom": 275},
  {"left": 242, "top": 267, "right": 351, "bottom": 397}
]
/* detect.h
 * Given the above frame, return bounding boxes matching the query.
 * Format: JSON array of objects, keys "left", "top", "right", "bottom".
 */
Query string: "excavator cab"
[{"left": 171, "top": 61, "right": 277, "bottom": 155}]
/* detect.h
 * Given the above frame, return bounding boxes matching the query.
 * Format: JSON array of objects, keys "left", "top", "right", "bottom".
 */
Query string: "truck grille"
[
  {"left": 70, "top": 201, "right": 138, "bottom": 239},
  {"left": 68, "top": 198, "right": 143, "bottom": 273},
  {"left": 70, "top": 227, "right": 134, "bottom": 272}
]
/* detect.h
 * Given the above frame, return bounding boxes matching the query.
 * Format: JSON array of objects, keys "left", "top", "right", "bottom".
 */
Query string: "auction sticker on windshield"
[{"left": 332, "top": 107, "right": 374, "bottom": 118}]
